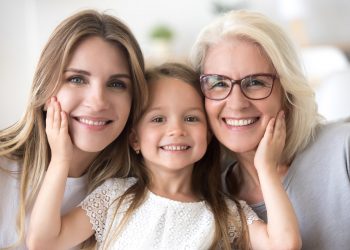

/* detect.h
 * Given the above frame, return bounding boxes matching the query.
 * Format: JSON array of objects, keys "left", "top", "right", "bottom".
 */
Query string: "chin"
[
  {"left": 73, "top": 139, "right": 112, "bottom": 153},
  {"left": 223, "top": 141, "right": 258, "bottom": 154}
]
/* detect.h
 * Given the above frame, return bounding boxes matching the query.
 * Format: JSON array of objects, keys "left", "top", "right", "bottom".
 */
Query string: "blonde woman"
[
  {"left": 0, "top": 9, "right": 147, "bottom": 249},
  {"left": 191, "top": 10, "right": 350, "bottom": 250}
]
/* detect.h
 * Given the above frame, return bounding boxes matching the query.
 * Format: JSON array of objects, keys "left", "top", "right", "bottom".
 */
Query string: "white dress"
[{"left": 80, "top": 177, "right": 260, "bottom": 250}]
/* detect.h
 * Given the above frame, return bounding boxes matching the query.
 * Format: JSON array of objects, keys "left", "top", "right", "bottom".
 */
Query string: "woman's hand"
[
  {"left": 254, "top": 110, "right": 286, "bottom": 172},
  {"left": 45, "top": 97, "right": 73, "bottom": 165}
]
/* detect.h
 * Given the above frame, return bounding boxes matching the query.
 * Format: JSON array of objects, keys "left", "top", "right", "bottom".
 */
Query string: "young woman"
[
  {"left": 191, "top": 10, "right": 350, "bottom": 250},
  {"left": 0, "top": 9, "right": 147, "bottom": 249},
  {"left": 27, "top": 63, "right": 300, "bottom": 250}
]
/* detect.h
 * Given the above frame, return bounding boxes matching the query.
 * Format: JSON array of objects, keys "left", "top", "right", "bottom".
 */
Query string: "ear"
[{"left": 129, "top": 128, "right": 141, "bottom": 151}]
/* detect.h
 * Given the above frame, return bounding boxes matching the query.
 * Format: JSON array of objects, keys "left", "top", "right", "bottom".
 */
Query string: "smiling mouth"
[
  {"left": 224, "top": 118, "right": 258, "bottom": 127},
  {"left": 75, "top": 117, "right": 112, "bottom": 126},
  {"left": 160, "top": 145, "right": 191, "bottom": 151}
]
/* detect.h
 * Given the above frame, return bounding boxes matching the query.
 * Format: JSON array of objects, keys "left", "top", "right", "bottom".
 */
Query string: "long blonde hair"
[
  {"left": 102, "top": 63, "right": 250, "bottom": 250},
  {"left": 190, "top": 10, "right": 323, "bottom": 164},
  {"left": 0, "top": 9, "right": 147, "bottom": 248}
]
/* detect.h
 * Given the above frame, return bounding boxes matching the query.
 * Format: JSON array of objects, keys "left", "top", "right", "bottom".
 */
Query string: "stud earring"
[{"left": 135, "top": 149, "right": 140, "bottom": 154}]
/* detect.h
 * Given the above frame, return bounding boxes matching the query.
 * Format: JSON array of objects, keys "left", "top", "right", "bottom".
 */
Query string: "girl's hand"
[
  {"left": 45, "top": 97, "right": 73, "bottom": 164},
  {"left": 254, "top": 110, "right": 286, "bottom": 172}
]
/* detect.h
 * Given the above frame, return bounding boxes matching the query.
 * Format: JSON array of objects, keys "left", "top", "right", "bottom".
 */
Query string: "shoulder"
[
  {"left": 92, "top": 177, "right": 137, "bottom": 198},
  {"left": 0, "top": 156, "right": 21, "bottom": 172},
  {"left": 305, "top": 121, "right": 350, "bottom": 152},
  {"left": 0, "top": 156, "right": 21, "bottom": 183},
  {"left": 316, "top": 121, "right": 350, "bottom": 139},
  {"left": 79, "top": 177, "right": 137, "bottom": 242}
]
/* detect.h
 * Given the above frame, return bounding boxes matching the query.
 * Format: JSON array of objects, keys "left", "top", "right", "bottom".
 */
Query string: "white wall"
[
  {"left": 1, "top": 0, "right": 350, "bottom": 128},
  {"left": 0, "top": 0, "right": 217, "bottom": 129}
]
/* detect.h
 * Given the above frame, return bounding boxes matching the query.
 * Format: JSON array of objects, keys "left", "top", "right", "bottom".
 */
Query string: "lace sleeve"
[
  {"left": 79, "top": 178, "right": 136, "bottom": 242},
  {"left": 239, "top": 200, "right": 261, "bottom": 224}
]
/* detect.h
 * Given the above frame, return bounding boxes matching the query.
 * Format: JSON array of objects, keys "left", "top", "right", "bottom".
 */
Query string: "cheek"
[
  {"left": 54, "top": 86, "right": 77, "bottom": 114},
  {"left": 113, "top": 94, "right": 133, "bottom": 118},
  {"left": 196, "top": 125, "right": 209, "bottom": 144},
  {"left": 259, "top": 87, "right": 283, "bottom": 118},
  {"left": 205, "top": 99, "right": 221, "bottom": 120}
]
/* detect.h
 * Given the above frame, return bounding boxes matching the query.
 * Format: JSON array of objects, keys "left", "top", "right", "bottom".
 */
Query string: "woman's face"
[
  {"left": 203, "top": 38, "right": 283, "bottom": 154},
  {"left": 55, "top": 36, "right": 132, "bottom": 153}
]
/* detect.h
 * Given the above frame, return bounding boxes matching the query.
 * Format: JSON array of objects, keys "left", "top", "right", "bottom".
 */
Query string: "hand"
[
  {"left": 45, "top": 97, "right": 73, "bottom": 165},
  {"left": 254, "top": 111, "right": 286, "bottom": 172}
]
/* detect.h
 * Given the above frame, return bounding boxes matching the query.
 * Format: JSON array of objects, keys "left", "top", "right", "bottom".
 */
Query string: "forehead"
[
  {"left": 147, "top": 77, "right": 203, "bottom": 109},
  {"left": 204, "top": 37, "right": 274, "bottom": 77},
  {"left": 67, "top": 36, "right": 129, "bottom": 73}
]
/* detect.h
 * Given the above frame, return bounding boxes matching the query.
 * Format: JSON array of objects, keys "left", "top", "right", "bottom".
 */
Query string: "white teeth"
[
  {"left": 162, "top": 145, "right": 189, "bottom": 151},
  {"left": 78, "top": 118, "right": 107, "bottom": 126},
  {"left": 225, "top": 118, "right": 256, "bottom": 126}
]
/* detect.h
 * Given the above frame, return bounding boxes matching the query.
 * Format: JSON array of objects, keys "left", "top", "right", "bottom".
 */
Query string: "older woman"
[{"left": 191, "top": 10, "right": 350, "bottom": 250}]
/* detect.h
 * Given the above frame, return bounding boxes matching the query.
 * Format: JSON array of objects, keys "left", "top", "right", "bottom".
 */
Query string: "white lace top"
[{"left": 80, "top": 178, "right": 259, "bottom": 249}]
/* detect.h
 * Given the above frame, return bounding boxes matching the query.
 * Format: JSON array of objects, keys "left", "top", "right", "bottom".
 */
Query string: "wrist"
[{"left": 49, "top": 157, "right": 71, "bottom": 169}]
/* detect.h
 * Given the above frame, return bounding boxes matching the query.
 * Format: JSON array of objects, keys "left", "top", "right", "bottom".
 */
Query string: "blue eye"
[
  {"left": 210, "top": 80, "right": 230, "bottom": 90},
  {"left": 242, "top": 76, "right": 273, "bottom": 89},
  {"left": 68, "top": 76, "right": 85, "bottom": 85},
  {"left": 109, "top": 80, "right": 127, "bottom": 89}
]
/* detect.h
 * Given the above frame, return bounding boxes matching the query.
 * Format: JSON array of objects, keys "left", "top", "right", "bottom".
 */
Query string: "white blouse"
[{"left": 80, "top": 178, "right": 259, "bottom": 250}]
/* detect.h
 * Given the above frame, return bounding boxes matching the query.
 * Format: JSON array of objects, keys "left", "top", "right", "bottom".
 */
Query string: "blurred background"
[{"left": 1, "top": 0, "right": 350, "bottom": 129}]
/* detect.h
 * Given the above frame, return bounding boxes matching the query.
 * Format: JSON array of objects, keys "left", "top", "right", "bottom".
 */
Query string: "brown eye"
[{"left": 184, "top": 116, "right": 199, "bottom": 122}]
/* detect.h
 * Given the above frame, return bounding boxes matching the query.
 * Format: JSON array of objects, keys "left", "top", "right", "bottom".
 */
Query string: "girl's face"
[
  {"left": 203, "top": 38, "right": 283, "bottom": 154},
  {"left": 132, "top": 77, "right": 208, "bottom": 175},
  {"left": 56, "top": 36, "right": 132, "bottom": 153}
]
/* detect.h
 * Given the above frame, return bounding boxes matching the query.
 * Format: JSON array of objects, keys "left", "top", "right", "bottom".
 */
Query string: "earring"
[{"left": 135, "top": 149, "right": 140, "bottom": 154}]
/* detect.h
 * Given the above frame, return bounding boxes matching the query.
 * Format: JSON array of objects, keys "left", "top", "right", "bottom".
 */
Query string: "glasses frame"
[{"left": 200, "top": 73, "right": 277, "bottom": 101}]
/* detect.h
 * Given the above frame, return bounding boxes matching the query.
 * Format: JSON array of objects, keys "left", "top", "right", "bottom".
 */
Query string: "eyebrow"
[{"left": 64, "top": 68, "right": 131, "bottom": 79}]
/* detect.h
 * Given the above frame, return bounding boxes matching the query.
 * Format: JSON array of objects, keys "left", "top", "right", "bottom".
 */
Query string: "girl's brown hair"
[{"left": 0, "top": 9, "right": 147, "bottom": 248}]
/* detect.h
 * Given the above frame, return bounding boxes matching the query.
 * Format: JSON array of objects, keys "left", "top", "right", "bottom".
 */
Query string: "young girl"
[
  {"left": 27, "top": 63, "right": 300, "bottom": 249},
  {"left": 0, "top": 9, "right": 147, "bottom": 249}
]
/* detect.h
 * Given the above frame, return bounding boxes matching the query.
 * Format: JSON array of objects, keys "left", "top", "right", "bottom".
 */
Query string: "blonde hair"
[
  {"left": 0, "top": 9, "right": 147, "bottom": 248},
  {"left": 190, "top": 10, "right": 323, "bottom": 164},
  {"left": 101, "top": 63, "right": 250, "bottom": 250}
]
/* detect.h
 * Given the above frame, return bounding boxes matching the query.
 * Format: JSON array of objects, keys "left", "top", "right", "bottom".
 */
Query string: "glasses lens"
[
  {"left": 241, "top": 75, "right": 274, "bottom": 99},
  {"left": 201, "top": 75, "right": 231, "bottom": 100}
]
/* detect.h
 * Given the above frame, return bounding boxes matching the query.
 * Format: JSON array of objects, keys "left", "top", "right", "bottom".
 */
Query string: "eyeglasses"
[{"left": 200, "top": 73, "right": 277, "bottom": 101}]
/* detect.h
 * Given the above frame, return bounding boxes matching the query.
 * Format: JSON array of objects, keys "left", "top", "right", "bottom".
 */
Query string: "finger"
[
  {"left": 263, "top": 117, "right": 275, "bottom": 140},
  {"left": 53, "top": 100, "right": 61, "bottom": 131},
  {"left": 274, "top": 111, "right": 283, "bottom": 132},
  {"left": 60, "top": 111, "right": 69, "bottom": 134},
  {"left": 46, "top": 98, "right": 54, "bottom": 130},
  {"left": 276, "top": 111, "right": 286, "bottom": 135},
  {"left": 273, "top": 111, "right": 286, "bottom": 146}
]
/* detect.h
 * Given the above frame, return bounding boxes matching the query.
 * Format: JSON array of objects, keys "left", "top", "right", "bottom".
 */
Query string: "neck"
[
  {"left": 233, "top": 151, "right": 289, "bottom": 204},
  {"left": 67, "top": 148, "right": 98, "bottom": 177},
  {"left": 147, "top": 165, "right": 198, "bottom": 202}
]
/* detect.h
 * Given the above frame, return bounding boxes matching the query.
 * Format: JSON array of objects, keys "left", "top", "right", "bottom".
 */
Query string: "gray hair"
[{"left": 190, "top": 10, "right": 323, "bottom": 163}]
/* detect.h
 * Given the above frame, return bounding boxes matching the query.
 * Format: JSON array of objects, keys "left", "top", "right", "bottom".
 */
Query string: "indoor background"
[{"left": 1, "top": 0, "right": 350, "bottom": 129}]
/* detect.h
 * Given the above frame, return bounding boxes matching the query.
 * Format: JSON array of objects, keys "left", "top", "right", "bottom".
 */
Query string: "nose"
[
  {"left": 225, "top": 84, "right": 250, "bottom": 110},
  {"left": 167, "top": 119, "right": 186, "bottom": 137},
  {"left": 85, "top": 83, "right": 110, "bottom": 111}
]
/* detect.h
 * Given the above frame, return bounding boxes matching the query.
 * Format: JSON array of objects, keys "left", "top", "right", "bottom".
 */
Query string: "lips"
[
  {"left": 160, "top": 145, "right": 191, "bottom": 151},
  {"left": 223, "top": 117, "right": 258, "bottom": 127}
]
